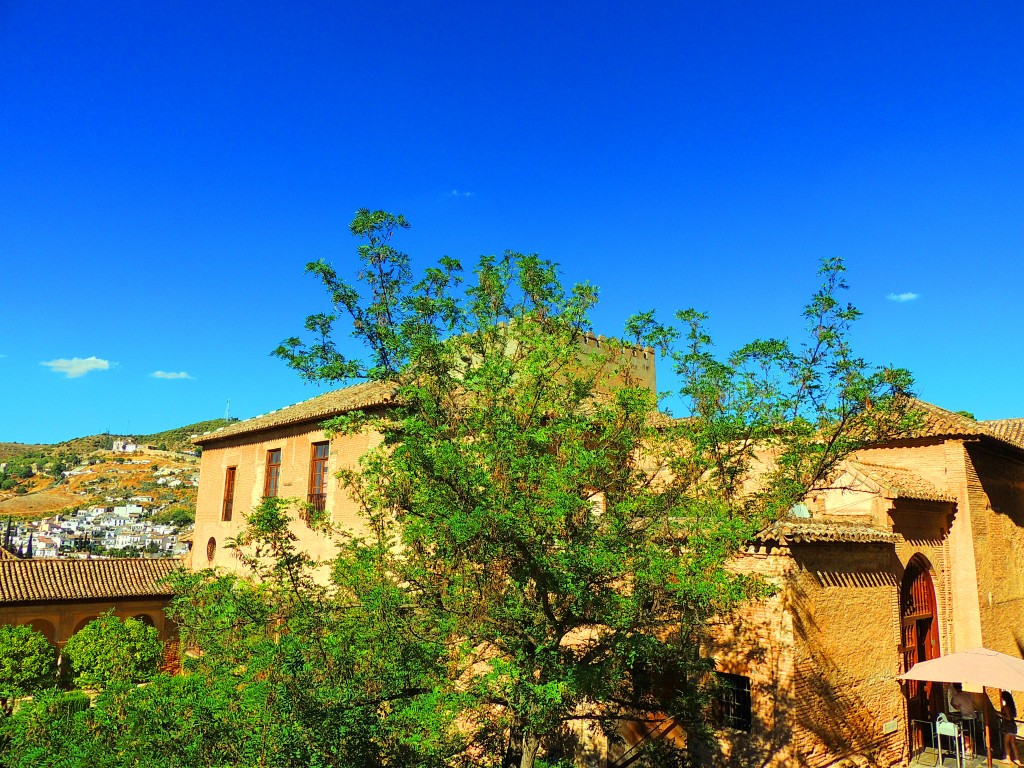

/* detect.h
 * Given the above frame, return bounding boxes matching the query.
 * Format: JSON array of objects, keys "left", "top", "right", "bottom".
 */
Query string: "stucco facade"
[{"left": 191, "top": 381, "right": 395, "bottom": 573}]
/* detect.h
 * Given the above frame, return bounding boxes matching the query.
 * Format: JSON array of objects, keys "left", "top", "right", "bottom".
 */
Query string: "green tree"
[
  {"left": 0, "top": 624, "right": 58, "bottom": 716},
  {"left": 161, "top": 505, "right": 462, "bottom": 767},
  {"left": 269, "top": 210, "right": 917, "bottom": 767},
  {"left": 0, "top": 689, "right": 94, "bottom": 767},
  {"left": 151, "top": 506, "right": 195, "bottom": 528},
  {"left": 62, "top": 612, "right": 162, "bottom": 689}
]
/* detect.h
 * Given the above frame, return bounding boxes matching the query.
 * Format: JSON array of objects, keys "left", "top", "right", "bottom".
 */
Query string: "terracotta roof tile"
[
  {"left": 0, "top": 558, "right": 180, "bottom": 603},
  {"left": 192, "top": 381, "right": 395, "bottom": 445},
  {"left": 910, "top": 401, "right": 1024, "bottom": 452},
  {"left": 193, "top": 379, "right": 676, "bottom": 443},
  {"left": 980, "top": 418, "right": 1024, "bottom": 447},
  {"left": 850, "top": 461, "right": 955, "bottom": 502},
  {"left": 756, "top": 521, "right": 897, "bottom": 545}
]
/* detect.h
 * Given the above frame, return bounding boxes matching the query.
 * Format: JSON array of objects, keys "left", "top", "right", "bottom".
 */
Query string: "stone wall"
[{"left": 787, "top": 543, "right": 905, "bottom": 768}]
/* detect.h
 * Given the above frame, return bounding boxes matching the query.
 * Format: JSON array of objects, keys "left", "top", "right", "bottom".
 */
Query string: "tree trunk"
[
  {"left": 519, "top": 731, "right": 540, "bottom": 768},
  {"left": 503, "top": 720, "right": 523, "bottom": 768}
]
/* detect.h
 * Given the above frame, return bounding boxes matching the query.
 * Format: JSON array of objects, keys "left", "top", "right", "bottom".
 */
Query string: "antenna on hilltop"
[{"left": 225, "top": 399, "right": 231, "bottom": 420}]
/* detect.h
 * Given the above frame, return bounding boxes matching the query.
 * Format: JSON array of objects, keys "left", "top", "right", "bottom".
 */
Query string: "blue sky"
[{"left": 1, "top": 1, "right": 1022, "bottom": 443}]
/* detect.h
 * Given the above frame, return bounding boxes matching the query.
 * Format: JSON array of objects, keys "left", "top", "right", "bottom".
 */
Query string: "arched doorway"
[
  {"left": 26, "top": 618, "right": 57, "bottom": 645},
  {"left": 901, "top": 555, "right": 941, "bottom": 748},
  {"left": 72, "top": 615, "right": 99, "bottom": 635}
]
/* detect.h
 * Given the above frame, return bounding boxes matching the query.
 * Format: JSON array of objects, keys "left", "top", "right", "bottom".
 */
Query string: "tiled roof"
[
  {"left": 194, "top": 379, "right": 676, "bottom": 443},
  {"left": 756, "top": 520, "right": 898, "bottom": 545},
  {"left": 909, "top": 402, "right": 1024, "bottom": 452},
  {"left": 851, "top": 461, "right": 955, "bottom": 502},
  {"left": 0, "top": 549, "right": 17, "bottom": 561},
  {"left": 192, "top": 380, "right": 395, "bottom": 445},
  {"left": 0, "top": 558, "right": 180, "bottom": 603},
  {"left": 981, "top": 418, "right": 1024, "bottom": 447}
]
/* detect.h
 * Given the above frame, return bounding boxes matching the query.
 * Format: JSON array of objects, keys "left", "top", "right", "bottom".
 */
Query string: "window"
[
  {"left": 716, "top": 672, "right": 752, "bottom": 732},
  {"left": 264, "top": 449, "right": 282, "bottom": 497},
  {"left": 308, "top": 442, "right": 329, "bottom": 513},
  {"left": 206, "top": 537, "right": 217, "bottom": 562},
  {"left": 222, "top": 466, "right": 237, "bottom": 521}
]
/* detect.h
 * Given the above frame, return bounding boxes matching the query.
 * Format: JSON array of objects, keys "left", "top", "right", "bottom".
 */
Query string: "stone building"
[
  {"left": 192, "top": 381, "right": 394, "bottom": 572},
  {"left": 703, "top": 404, "right": 1024, "bottom": 767},
  {"left": 191, "top": 384, "right": 1024, "bottom": 767},
  {"left": 0, "top": 557, "right": 180, "bottom": 646}
]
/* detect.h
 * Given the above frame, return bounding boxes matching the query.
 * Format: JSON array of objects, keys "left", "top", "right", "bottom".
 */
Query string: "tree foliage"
[
  {"left": 62, "top": 612, "right": 162, "bottom": 689},
  {"left": 151, "top": 505, "right": 196, "bottom": 528},
  {"left": 0, "top": 211, "right": 916, "bottom": 768},
  {"left": 0, "top": 624, "right": 57, "bottom": 715},
  {"left": 269, "top": 210, "right": 918, "bottom": 767}
]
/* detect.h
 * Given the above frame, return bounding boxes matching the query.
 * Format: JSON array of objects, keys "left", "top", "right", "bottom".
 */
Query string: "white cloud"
[
  {"left": 40, "top": 356, "right": 111, "bottom": 378},
  {"left": 887, "top": 292, "right": 919, "bottom": 302},
  {"left": 150, "top": 370, "right": 194, "bottom": 380},
  {"left": 450, "top": 189, "right": 473, "bottom": 197}
]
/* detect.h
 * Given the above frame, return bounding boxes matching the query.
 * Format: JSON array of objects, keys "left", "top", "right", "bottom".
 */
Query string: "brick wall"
[
  {"left": 786, "top": 543, "right": 906, "bottom": 768},
  {"left": 702, "top": 546, "right": 796, "bottom": 766},
  {"left": 964, "top": 443, "right": 1024, "bottom": 658}
]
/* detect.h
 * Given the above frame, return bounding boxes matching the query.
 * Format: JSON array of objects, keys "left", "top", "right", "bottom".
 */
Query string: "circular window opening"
[{"left": 206, "top": 537, "right": 216, "bottom": 562}]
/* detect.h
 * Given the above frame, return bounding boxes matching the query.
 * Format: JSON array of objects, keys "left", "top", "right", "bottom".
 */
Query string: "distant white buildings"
[
  {"left": 3, "top": 502, "right": 190, "bottom": 559},
  {"left": 112, "top": 438, "right": 138, "bottom": 453}
]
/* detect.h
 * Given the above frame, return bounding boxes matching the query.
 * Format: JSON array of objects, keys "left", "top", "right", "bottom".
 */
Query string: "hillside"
[
  {"left": 0, "top": 417, "right": 237, "bottom": 515},
  {"left": 136, "top": 418, "right": 239, "bottom": 452},
  {"left": 0, "top": 443, "right": 48, "bottom": 462},
  {"left": 1, "top": 417, "right": 240, "bottom": 460},
  {"left": 0, "top": 450, "right": 199, "bottom": 519}
]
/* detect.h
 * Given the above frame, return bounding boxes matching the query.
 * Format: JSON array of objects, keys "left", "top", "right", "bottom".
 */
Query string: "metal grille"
[{"left": 716, "top": 672, "right": 752, "bottom": 732}]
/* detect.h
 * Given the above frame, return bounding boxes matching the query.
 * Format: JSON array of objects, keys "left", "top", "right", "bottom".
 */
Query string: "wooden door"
[{"left": 901, "top": 556, "right": 941, "bottom": 751}]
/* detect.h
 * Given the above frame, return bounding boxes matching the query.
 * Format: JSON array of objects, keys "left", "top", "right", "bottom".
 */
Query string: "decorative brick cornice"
[{"left": 756, "top": 521, "right": 898, "bottom": 546}]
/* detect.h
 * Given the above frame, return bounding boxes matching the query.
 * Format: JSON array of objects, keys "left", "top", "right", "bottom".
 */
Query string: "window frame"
[
  {"left": 221, "top": 466, "right": 237, "bottom": 521},
  {"left": 715, "top": 672, "right": 752, "bottom": 733},
  {"left": 308, "top": 442, "right": 329, "bottom": 513},
  {"left": 264, "top": 448, "right": 282, "bottom": 498}
]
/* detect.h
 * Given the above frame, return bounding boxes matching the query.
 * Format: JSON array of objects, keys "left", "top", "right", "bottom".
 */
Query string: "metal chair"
[
  {"left": 936, "top": 712, "right": 965, "bottom": 768},
  {"left": 911, "top": 718, "right": 939, "bottom": 766}
]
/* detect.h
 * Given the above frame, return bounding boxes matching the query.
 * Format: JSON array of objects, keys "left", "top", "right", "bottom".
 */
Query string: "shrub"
[
  {"left": 0, "top": 624, "right": 57, "bottom": 715},
  {"left": 63, "top": 612, "right": 162, "bottom": 689}
]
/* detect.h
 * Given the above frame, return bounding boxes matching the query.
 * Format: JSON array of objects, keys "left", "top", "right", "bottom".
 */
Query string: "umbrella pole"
[{"left": 984, "top": 686, "right": 992, "bottom": 768}]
